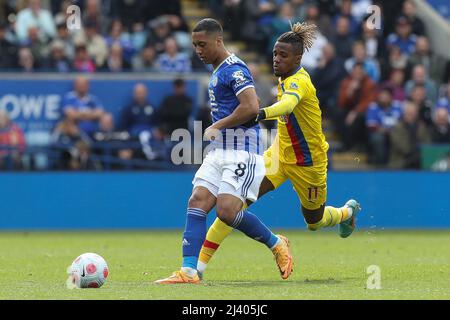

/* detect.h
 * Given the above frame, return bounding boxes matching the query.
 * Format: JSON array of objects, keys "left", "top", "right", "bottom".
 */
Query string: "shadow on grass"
[{"left": 203, "top": 277, "right": 359, "bottom": 287}]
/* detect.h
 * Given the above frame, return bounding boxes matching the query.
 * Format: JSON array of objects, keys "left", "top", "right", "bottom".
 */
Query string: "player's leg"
[
  {"left": 197, "top": 177, "right": 276, "bottom": 276},
  {"left": 197, "top": 147, "right": 287, "bottom": 277},
  {"left": 155, "top": 185, "right": 216, "bottom": 284},
  {"left": 288, "top": 163, "right": 361, "bottom": 235},
  {"left": 213, "top": 152, "right": 292, "bottom": 279},
  {"left": 215, "top": 192, "right": 293, "bottom": 279},
  {"left": 155, "top": 152, "right": 220, "bottom": 284}
]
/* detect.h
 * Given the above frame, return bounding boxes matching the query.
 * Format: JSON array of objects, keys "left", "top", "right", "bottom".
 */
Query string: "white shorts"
[{"left": 192, "top": 149, "right": 265, "bottom": 203}]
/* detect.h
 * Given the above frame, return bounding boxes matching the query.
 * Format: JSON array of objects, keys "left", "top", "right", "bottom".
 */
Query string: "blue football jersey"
[{"left": 208, "top": 54, "right": 262, "bottom": 155}]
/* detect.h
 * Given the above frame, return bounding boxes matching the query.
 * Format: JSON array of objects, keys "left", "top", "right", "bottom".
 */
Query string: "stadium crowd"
[{"left": 0, "top": 0, "right": 450, "bottom": 171}]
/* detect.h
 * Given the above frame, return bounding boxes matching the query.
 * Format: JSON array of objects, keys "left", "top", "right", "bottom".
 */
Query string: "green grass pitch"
[{"left": 1, "top": 230, "right": 450, "bottom": 300}]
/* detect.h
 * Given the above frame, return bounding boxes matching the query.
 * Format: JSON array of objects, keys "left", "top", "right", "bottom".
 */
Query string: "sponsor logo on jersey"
[{"left": 232, "top": 70, "right": 247, "bottom": 86}]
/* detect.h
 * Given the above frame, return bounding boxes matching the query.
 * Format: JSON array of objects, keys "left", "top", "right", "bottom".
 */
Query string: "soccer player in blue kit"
[{"left": 155, "top": 19, "right": 293, "bottom": 284}]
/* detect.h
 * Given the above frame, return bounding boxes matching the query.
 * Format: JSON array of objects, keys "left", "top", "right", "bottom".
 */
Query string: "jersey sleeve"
[
  {"left": 282, "top": 76, "right": 307, "bottom": 104},
  {"left": 226, "top": 65, "right": 255, "bottom": 97}
]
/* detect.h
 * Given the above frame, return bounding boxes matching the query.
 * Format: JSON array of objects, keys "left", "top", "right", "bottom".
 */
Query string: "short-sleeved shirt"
[
  {"left": 274, "top": 66, "right": 329, "bottom": 166},
  {"left": 208, "top": 54, "right": 262, "bottom": 155},
  {"left": 62, "top": 91, "right": 104, "bottom": 136}
]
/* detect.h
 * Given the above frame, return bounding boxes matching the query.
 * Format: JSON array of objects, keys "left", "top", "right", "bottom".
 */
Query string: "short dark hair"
[{"left": 193, "top": 18, "right": 223, "bottom": 35}]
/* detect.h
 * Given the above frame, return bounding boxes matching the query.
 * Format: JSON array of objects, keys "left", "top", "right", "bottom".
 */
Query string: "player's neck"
[
  {"left": 212, "top": 49, "right": 232, "bottom": 70},
  {"left": 281, "top": 65, "right": 301, "bottom": 80}
]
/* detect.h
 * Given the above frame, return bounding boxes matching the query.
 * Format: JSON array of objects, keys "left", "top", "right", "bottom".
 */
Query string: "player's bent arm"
[
  {"left": 210, "top": 87, "right": 259, "bottom": 130},
  {"left": 257, "top": 93, "right": 298, "bottom": 121}
]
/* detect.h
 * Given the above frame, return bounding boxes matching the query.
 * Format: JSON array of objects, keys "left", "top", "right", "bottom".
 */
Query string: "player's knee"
[
  {"left": 188, "top": 191, "right": 208, "bottom": 209},
  {"left": 216, "top": 205, "right": 235, "bottom": 226},
  {"left": 302, "top": 205, "right": 324, "bottom": 231}
]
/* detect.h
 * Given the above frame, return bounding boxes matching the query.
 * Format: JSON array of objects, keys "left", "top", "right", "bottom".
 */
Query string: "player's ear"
[
  {"left": 216, "top": 34, "right": 223, "bottom": 46},
  {"left": 296, "top": 54, "right": 302, "bottom": 65}
]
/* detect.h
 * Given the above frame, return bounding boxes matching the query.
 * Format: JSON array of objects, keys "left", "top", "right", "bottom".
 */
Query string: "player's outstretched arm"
[{"left": 257, "top": 93, "right": 298, "bottom": 121}]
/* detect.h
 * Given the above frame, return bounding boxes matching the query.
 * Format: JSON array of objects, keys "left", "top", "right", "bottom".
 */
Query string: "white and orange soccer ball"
[{"left": 68, "top": 253, "right": 109, "bottom": 288}]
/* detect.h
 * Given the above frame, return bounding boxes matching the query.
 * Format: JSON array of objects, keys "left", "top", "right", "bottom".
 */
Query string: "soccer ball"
[{"left": 69, "top": 253, "right": 109, "bottom": 288}]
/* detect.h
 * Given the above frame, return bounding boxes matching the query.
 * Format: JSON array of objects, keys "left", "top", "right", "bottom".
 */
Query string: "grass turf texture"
[{"left": 1, "top": 230, "right": 450, "bottom": 300}]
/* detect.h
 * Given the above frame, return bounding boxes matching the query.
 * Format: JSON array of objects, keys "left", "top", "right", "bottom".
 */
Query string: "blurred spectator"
[
  {"left": 365, "top": 86, "right": 403, "bottom": 165},
  {"left": 336, "top": 63, "right": 377, "bottom": 150},
  {"left": 73, "top": 20, "right": 109, "bottom": 68},
  {"left": 405, "top": 64, "right": 438, "bottom": 104},
  {"left": 18, "top": 47, "right": 36, "bottom": 72},
  {"left": 359, "top": 17, "right": 385, "bottom": 60},
  {"left": 83, "top": 0, "right": 109, "bottom": 36},
  {"left": 401, "top": 0, "right": 425, "bottom": 36},
  {"left": 0, "top": 110, "right": 26, "bottom": 170},
  {"left": 291, "top": 0, "right": 307, "bottom": 21},
  {"left": 389, "top": 101, "right": 430, "bottom": 169},
  {"left": 311, "top": 43, "right": 346, "bottom": 116},
  {"left": 112, "top": 0, "right": 148, "bottom": 31},
  {"left": 119, "top": 83, "right": 158, "bottom": 137},
  {"left": 44, "top": 40, "right": 72, "bottom": 72},
  {"left": 248, "top": 62, "right": 276, "bottom": 109},
  {"left": 132, "top": 46, "right": 157, "bottom": 72},
  {"left": 156, "top": 78, "right": 193, "bottom": 137},
  {"left": 62, "top": 76, "right": 105, "bottom": 137},
  {"left": 386, "top": 45, "right": 408, "bottom": 76},
  {"left": 54, "top": 19, "right": 75, "bottom": 60},
  {"left": 92, "top": 113, "right": 134, "bottom": 168},
  {"left": 147, "top": 16, "right": 173, "bottom": 55},
  {"left": 345, "top": 41, "right": 380, "bottom": 82},
  {"left": 330, "top": 16, "right": 354, "bottom": 61},
  {"left": 0, "top": 21, "right": 18, "bottom": 69},
  {"left": 102, "top": 42, "right": 131, "bottom": 72},
  {"left": 266, "top": 2, "right": 296, "bottom": 57},
  {"left": 51, "top": 116, "right": 90, "bottom": 170},
  {"left": 27, "top": 26, "right": 49, "bottom": 65},
  {"left": 407, "top": 36, "right": 447, "bottom": 86},
  {"left": 53, "top": 0, "right": 73, "bottom": 28},
  {"left": 409, "top": 84, "right": 434, "bottom": 127},
  {"left": 130, "top": 22, "right": 148, "bottom": 53},
  {"left": 73, "top": 44, "right": 96, "bottom": 73},
  {"left": 435, "top": 82, "right": 450, "bottom": 114},
  {"left": 382, "top": 69, "right": 407, "bottom": 102},
  {"left": 15, "top": 0, "right": 56, "bottom": 43},
  {"left": 303, "top": 3, "right": 333, "bottom": 39},
  {"left": 386, "top": 16, "right": 417, "bottom": 57},
  {"left": 156, "top": 37, "right": 191, "bottom": 73},
  {"left": 431, "top": 108, "right": 450, "bottom": 143},
  {"left": 301, "top": 21, "right": 327, "bottom": 73},
  {"left": 332, "top": 0, "right": 359, "bottom": 36},
  {"left": 104, "top": 19, "right": 135, "bottom": 64}
]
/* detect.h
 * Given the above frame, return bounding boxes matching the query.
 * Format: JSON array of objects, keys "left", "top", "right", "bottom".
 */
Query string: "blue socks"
[
  {"left": 231, "top": 210, "right": 279, "bottom": 249},
  {"left": 182, "top": 208, "right": 207, "bottom": 270}
]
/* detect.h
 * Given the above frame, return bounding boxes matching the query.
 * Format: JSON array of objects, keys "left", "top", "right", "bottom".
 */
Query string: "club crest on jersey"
[
  {"left": 289, "top": 82, "right": 299, "bottom": 90},
  {"left": 279, "top": 115, "right": 289, "bottom": 123},
  {"left": 211, "top": 76, "right": 218, "bottom": 87}
]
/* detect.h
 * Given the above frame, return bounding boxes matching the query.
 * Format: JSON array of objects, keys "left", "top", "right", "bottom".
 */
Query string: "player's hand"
[
  {"left": 255, "top": 109, "right": 267, "bottom": 122},
  {"left": 204, "top": 125, "right": 221, "bottom": 141}
]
